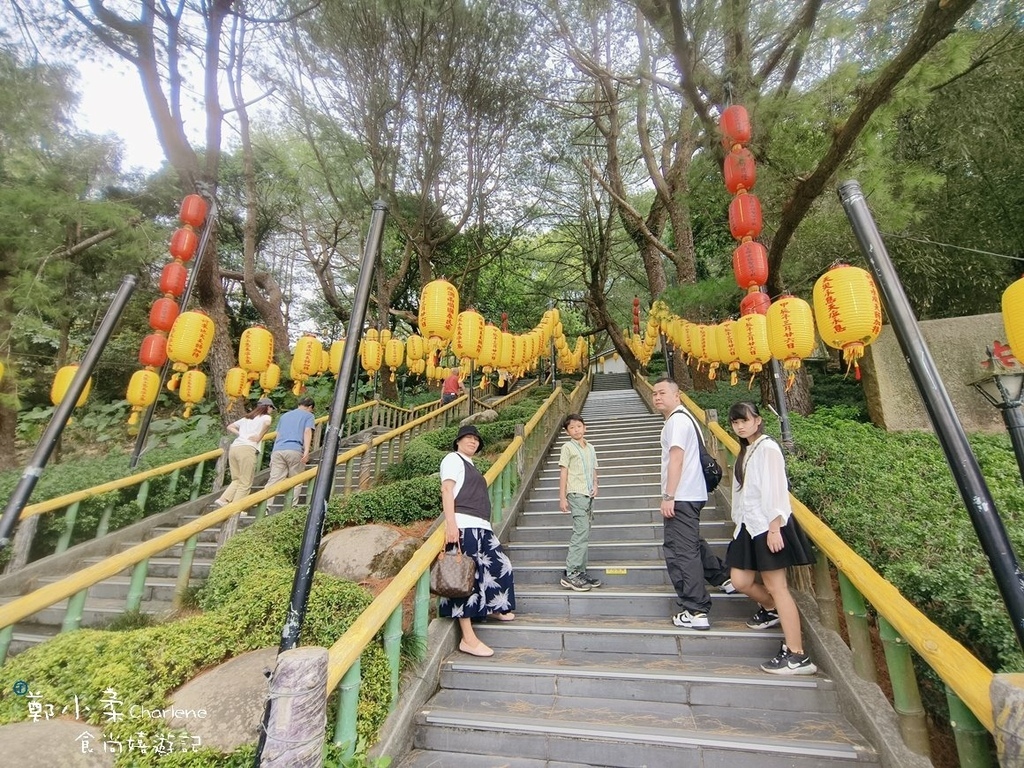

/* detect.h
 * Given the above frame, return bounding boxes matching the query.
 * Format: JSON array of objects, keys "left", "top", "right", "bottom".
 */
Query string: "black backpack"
[{"left": 673, "top": 408, "right": 724, "bottom": 492}]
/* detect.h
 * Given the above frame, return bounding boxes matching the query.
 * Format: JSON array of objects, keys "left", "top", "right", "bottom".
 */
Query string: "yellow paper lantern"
[
  {"left": 51, "top": 364, "right": 92, "bottom": 408},
  {"left": 1002, "top": 275, "right": 1024, "bottom": 363},
  {"left": 361, "top": 337, "right": 383, "bottom": 375},
  {"left": 736, "top": 313, "right": 771, "bottom": 385},
  {"left": 813, "top": 264, "right": 882, "bottom": 378},
  {"left": 478, "top": 324, "right": 501, "bottom": 369},
  {"left": 225, "top": 366, "right": 249, "bottom": 406},
  {"left": 178, "top": 369, "right": 207, "bottom": 418},
  {"left": 0, "top": 360, "right": 5, "bottom": 384},
  {"left": 166, "top": 311, "right": 215, "bottom": 370},
  {"left": 384, "top": 338, "right": 405, "bottom": 382},
  {"left": 292, "top": 334, "right": 323, "bottom": 378},
  {"left": 716, "top": 321, "right": 742, "bottom": 386},
  {"left": 405, "top": 335, "right": 425, "bottom": 363},
  {"left": 126, "top": 369, "right": 159, "bottom": 425},
  {"left": 329, "top": 339, "right": 346, "bottom": 376},
  {"left": 419, "top": 279, "right": 459, "bottom": 342},
  {"left": 260, "top": 363, "right": 281, "bottom": 391},
  {"left": 497, "top": 332, "right": 514, "bottom": 369},
  {"left": 767, "top": 295, "right": 817, "bottom": 390},
  {"left": 238, "top": 326, "right": 273, "bottom": 376},
  {"left": 452, "top": 309, "right": 485, "bottom": 361}
]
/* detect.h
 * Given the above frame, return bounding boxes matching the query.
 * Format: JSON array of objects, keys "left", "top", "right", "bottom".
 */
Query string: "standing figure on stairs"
[
  {"left": 651, "top": 378, "right": 732, "bottom": 631},
  {"left": 210, "top": 398, "right": 275, "bottom": 509},
  {"left": 440, "top": 424, "right": 517, "bottom": 658},
  {"left": 266, "top": 396, "right": 316, "bottom": 492},
  {"left": 558, "top": 414, "right": 601, "bottom": 592},
  {"left": 725, "top": 401, "right": 817, "bottom": 675}
]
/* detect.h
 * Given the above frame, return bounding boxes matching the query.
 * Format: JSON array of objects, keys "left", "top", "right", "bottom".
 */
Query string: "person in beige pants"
[{"left": 212, "top": 398, "right": 274, "bottom": 507}]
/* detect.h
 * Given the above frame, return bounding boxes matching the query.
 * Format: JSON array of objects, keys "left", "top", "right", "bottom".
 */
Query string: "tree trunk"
[{"left": 758, "top": 366, "right": 813, "bottom": 417}]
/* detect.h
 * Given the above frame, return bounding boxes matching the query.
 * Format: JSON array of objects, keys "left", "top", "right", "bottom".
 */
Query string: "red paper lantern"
[
  {"left": 720, "top": 105, "right": 751, "bottom": 148},
  {"left": 724, "top": 148, "right": 757, "bottom": 194},
  {"left": 179, "top": 194, "right": 208, "bottom": 228},
  {"left": 740, "top": 288, "right": 771, "bottom": 316},
  {"left": 159, "top": 262, "right": 188, "bottom": 296},
  {"left": 169, "top": 227, "right": 198, "bottom": 262},
  {"left": 138, "top": 333, "right": 168, "bottom": 367},
  {"left": 733, "top": 241, "right": 769, "bottom": 289},
  {"left": 149, "top": 297, "right": 180, "bottom": 332},
  {"left": 729, "top": 193, "right": 763, "bottom": 240}
]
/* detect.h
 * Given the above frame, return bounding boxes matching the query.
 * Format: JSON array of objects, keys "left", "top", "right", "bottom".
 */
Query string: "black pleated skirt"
[{"left": 725, "top": 517, "right": 815, "bottom": 572}]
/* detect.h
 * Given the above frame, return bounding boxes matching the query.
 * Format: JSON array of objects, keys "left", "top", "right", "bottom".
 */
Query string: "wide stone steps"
[{"left": 399, "top": 383, "right": 882, "bottom": 768}]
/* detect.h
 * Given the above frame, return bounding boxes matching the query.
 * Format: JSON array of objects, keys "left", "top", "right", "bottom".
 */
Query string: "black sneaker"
[
  {"left": 560, "top": 572, "right": 592, "bottom": 592},
  {"left": 761, "top": 643, "right": 818, "bottom": 675},
  {"left": 582, "top": 572, "right": 602, "bottom": 588},
  {"left": 746, "top": 605, "right": 781, "bottom": 629}
]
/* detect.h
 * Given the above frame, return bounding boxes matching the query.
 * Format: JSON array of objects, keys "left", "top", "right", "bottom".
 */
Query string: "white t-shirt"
[
  {"left": 660, "top": 408, "right": 708, "bottom": 504},
  {"left": 730, "top": 435, "right": 793, "bottom": 538},
  {"left": 230, "top": 414, "right": 271, "bottom": 451},
  {"left": 439, "top": 451, "right": 492, "bottom": 532}
]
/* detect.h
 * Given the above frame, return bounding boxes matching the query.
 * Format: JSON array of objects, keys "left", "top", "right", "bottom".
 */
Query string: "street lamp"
[{"left": 970, "top": 344, "right": 1024, "bottom": 481}]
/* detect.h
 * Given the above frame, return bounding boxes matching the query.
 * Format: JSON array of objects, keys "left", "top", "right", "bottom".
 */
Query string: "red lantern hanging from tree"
[
  {"left": 740, "top": 288, "right": 771, "bottom": 316},
  {"left": 729, "top": 193, "right": 763, "bottom": 240},
  {"left": 723, "top": 148, "right": 757, "bottom": 194},
  {"left": 720, "top": 105, "right": 751, "bottom": 148},
  {"left": 733, "top": 241, "right": 769, "bottom": 290}
]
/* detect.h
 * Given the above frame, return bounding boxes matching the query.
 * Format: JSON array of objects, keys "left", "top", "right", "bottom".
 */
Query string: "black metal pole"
[
  {"left": 1002, "top": 406, "right": 1024, "bottom": 482},
  {"left": 254, "top": 201, "right": 387, "bottom": 766},
  {"left": 0, "top": 275, "right": 138, "bottom": 548},
  {"left": 838, "top": 179, "right": 1024, "bottom": 651},
  {"left": 550, "top": 335, "right": 557, "bottom": 391},
  {"left": 129, "top": 191, "right": 218, "bottom": 469},
  {"left": 767, "top": 358, "right": 795, "bottom": 450},
  {"left": 468, "top": 360, "right": 475, "bottom": 416}
]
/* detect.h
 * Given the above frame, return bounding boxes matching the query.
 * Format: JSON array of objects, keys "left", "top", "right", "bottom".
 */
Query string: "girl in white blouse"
[{"left": 725, "top": 401, "right": 817, "bottom": 675}]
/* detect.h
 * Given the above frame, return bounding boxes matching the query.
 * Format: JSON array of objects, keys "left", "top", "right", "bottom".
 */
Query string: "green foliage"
[
  {"left": 782, "top": 410, "right": 1024, "bottom": 673},
  {"left": 327, "top": 476, "right": 443, "bottom": 528}
]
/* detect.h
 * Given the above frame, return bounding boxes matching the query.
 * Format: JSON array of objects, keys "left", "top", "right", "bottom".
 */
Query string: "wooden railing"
[
  {"left": 4, "top": 400, "right": 425, "bottom": 572},
  {"left": 321, "top": 376, "right": 588, "bottom": 758},
  {"left": 633, "top": 375, "right": 996, "bottom": 767},
  {"left": 0, "top": 396, "right": 470, "bottom": 662}
]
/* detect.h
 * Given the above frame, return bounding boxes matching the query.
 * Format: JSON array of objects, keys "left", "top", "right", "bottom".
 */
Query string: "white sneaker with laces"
[{"left": 672, "top": 610, "right": 710, "bottom": 630}]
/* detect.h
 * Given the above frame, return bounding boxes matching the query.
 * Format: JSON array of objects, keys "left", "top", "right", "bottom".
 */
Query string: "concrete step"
[
  {"left": 20, "top": 597, "right": 173, "bottom": 629},
  {"left": 513, "top": 586, "right": 754, "bottom": 621},
  {"left": 512, "top": 520, "right": 667, "bottom": 543},
  {"left": 512, "top": 560, "right": 675, "bottom": 587},
  {"left": 440, "top": 648, "right": 840, "bottom": 714},
  {"left": 516, "top": 510, "right": 733, "bottom": 534},
  {"left": 33, "top": 575, "right": 179, "bottom": 603},
  {"left": 414, "top": 688, "right": 878, "bottom": 767},
  {"left": 79, "top": 556, "right": 212, "bottom": 581},
  {"left": 531, "top": 472, "right": 661, "bottom": 492},
  {"left": 504, "top": 538, "right": 731, "bottom": 563}
]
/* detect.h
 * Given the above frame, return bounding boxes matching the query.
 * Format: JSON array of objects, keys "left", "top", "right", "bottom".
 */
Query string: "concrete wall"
[{"left": 860, "top": 312, "right": 1010, "bottom": 433}]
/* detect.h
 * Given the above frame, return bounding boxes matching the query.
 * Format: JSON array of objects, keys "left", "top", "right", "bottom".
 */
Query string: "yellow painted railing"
[
  {"left": 0, "top": 396, "right": 469, "bottom": 645},
  {"left": 634, "top": 376, "right": 995, "bottom": 736}
]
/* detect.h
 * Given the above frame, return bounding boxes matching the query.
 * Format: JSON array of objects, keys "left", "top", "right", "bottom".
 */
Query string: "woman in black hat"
[{"left": 438, "top": 424, "right": 517, "bottom": 657}]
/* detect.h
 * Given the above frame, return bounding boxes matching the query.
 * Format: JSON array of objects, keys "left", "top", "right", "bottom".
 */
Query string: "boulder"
[
  {"left": 460, "top": 409, "right": 498, "bottom": 425},
  {"left": 318, "top": 524, "right": 423, "bottom": 581},
  {"left": 163, "top": 646, "right": 276, "bottom": 753},
  {"left": 0, "top": 718, "right": 114, "bottom": 766}
]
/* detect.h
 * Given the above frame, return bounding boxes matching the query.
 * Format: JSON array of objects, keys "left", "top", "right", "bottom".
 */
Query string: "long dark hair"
[
  {"left": 728, "top": 401, "right": 764, "bottom": 487},
  {"left": 246, "top": 403, "right": 273, "bottom": 419}
]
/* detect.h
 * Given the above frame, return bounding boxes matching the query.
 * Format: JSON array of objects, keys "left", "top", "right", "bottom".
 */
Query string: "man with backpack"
[{"left": 651, "top": 377, "right": 733, "bottom": 631}]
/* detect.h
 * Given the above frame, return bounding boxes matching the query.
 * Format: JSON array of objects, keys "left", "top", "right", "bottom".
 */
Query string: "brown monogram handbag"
[{"left": 429, "top": 543, "right": 476, "bottom": 598}]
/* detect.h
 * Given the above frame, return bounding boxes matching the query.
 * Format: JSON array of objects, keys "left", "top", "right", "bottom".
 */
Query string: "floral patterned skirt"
[{"left": 438, "top": 526, "right": 516, "bottom": 619}]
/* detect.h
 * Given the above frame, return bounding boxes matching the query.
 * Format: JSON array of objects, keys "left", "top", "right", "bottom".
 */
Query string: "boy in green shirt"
[{"left": 558, "top": 414, "right": 600, "bottom": 592}]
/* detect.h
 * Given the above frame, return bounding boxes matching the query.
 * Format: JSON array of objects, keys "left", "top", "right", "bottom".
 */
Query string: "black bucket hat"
[{"left": 452, "top": 424, "right": 485, "bottom": 453}]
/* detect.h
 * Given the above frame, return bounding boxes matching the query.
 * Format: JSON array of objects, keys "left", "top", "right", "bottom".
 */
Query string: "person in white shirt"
[
  {"left": 211, "top": 398, "right": 274, "bottom": 508},
  {"left": 725, "top": 401, "right": 817, "bottom": 675},
  {"left": 652, "top": 378, "right": 731, "bottom": 631}
]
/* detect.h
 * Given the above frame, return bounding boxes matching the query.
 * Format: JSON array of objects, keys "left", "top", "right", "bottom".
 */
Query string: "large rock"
[
  {"left": 318, "top": 524, "right": 423, "bottom": 582},
  {"left": 163, "top": 646, "right": 276, "bottom": 752},
  {"left": 0, "top": 718, "right": 114, "bottom": 766},
  {"left": 460, "top": 408, "right": 498, "bottom": 425}
]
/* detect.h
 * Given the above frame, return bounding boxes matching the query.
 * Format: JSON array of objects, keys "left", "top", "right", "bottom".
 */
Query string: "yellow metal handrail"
[{"left": 634, "top": 376, "right": 994, "bottom": 732}]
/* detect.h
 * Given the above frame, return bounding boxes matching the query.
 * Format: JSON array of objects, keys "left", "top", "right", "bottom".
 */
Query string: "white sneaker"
[
  {"left": 672, "top": 610, "right": 710, "bottom": 630},
  {"left": 719, "top": 578, "right": 737, "bottom": 594}
]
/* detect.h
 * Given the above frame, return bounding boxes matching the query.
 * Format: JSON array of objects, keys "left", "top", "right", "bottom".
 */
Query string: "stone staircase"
[
  {"left": 5, "top": 440, "right": 377, "bottom": 654},
  {"left": 397, "top": 385, "right": 883, "bottom": 767}
]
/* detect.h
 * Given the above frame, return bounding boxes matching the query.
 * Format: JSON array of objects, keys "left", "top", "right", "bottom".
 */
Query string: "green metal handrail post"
[
  {"left": 813, "top": 549, "right": 840, "bottom": 633},
  {"left": 878, "top": 616, "right": 930, "bottom": 756},
  {"left": 174, "top": 534, "right": 199, "bottom": 607},
  {"left": 254, "top": 500, "right": 268, "bottom": 522},
  {"left": 837, "top": 572, "right": 877, "bottom": 683},
  {"left": 62, "top": 589, "right": 89, "bottom": 632},
  {"left": 54, "top": 501, "right": 80, "bottom": 555},
  {"left": 95, "top": 497, "right": 116, "bottom": 539},
  {"left": 947, "top": 687, "right": 995, "bottom": 767},
  {"left": 135, "top": 479, "right": 150, "bottom": 513},
  {"left": 0, "top": 626, "right": 12, "bottom": 665},
  {"left": 126, "top": 559, "right": 150, "bottom": 612},
  {"left": 413, "top": 573, "right": 430, "bottom": 646},
  {"left": 334, "top": 659, "right": 361, "bottom": 759},
  {"left": 189, "top": 460, "right": 205, "bottom": 501},
  {"left": 283, "top": 488, "right": 294, "bottom": 511},
  {"left": 168, "top": 468, "right": 181, "bottom": 498},
  {"left": 343, "top": 461, "right": 354, "bottom": 496},
  {"left": 384, "top": 606, "right": 403, "bottom": 712}
]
